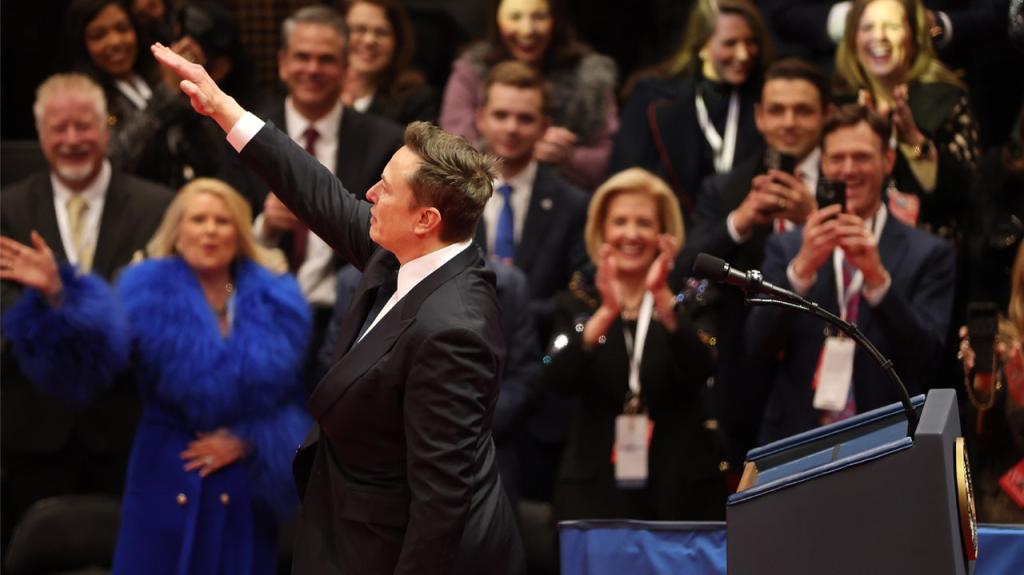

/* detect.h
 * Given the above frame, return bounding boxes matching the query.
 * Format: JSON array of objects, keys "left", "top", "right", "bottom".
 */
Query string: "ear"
[
  {"left": 414, "top": 206, "right": 443, "bottom": 238},
  {"left": 277, "top": 50, "right": 288, "bottom": 83},
  {"left": 882, "top": 145, "right": 897, "bottom": 175}
]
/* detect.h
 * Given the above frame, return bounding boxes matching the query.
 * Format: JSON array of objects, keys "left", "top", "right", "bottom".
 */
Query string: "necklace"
[{"left": 211, "top": 282, "right": 235, "bottom": 317}]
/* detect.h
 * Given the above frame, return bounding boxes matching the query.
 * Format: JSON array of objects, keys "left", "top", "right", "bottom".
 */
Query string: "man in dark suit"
[
  {"left": 0, "top": 73, "right": 172, "bottom": 550},
  {"left": 153, "top": 41, "right": 524, "bottom": 574},
  {"left": 745, "top": 104, "right": 955, "bottom": 444},
  {"left": 473, "top": 60, "right": 589, "bottom": 504},
  {"left": 217, "top": 5, "right": 404, "bottom": 379},
  {"left": 679, "top": 58, "right": 829, "bottom": 467}
]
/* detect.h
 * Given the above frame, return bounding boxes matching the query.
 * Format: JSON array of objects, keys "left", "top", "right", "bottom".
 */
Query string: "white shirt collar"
[
  {"left": 798, "top": 147, "right": 821, "bottom": 192},
  {"left": 51, "top": 159, "right": 111, "bottom": 206},
  {"left": 501, "top": 160, "right": 538, "bottom": 192},
  {"left": 284, "top": 97, "right": 343, "bottom": 147},
  {"left": 357, "top": 239, "right": 474, "bottom": 342}
]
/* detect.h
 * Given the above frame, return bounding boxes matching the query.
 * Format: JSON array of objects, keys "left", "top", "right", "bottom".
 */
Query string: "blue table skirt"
[{"left": 559, "top": 521, "right": 1023, "bottom": 575}]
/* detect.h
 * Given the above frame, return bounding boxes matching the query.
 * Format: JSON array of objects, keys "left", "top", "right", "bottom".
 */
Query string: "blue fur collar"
[{"left": 117, "top": 257, "right": 311, "bottom": 431}]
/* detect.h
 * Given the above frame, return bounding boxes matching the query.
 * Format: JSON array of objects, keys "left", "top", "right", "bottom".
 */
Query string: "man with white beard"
[{"left": 0, "top": 72, "right": 171, "bottom": 552}]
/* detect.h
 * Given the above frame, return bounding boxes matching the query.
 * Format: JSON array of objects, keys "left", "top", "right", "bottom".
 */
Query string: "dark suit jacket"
[
  {"left": 745, "top": 214, "right": 955, "bottom": 444},
  {"left": 1, "top": 170, "right": 173, "bottom": 456},
  {"left": 677, "top": 152, "right": 813, "bottom": 464},
  {"left": 365, "top": 83, "right": 440, "bottom": 126},
  {"left": 474, "top": 164, "right": 589, "bottom": 340},
  {"left": 237, "top": 124, "right": 523, "bottom": 574},
  {"left": 218, "top": 97, "right": 405, "bottom": 211},
  {"left": 610, "top": 75, "right": 763, "bottom": 217}
]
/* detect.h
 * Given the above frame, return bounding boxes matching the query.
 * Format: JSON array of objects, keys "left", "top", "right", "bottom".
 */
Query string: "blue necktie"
[{"left": 494, "top": 183, "right": 516, "bottom": 259}]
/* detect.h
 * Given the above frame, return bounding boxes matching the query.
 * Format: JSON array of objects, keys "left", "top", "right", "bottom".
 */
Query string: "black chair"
[
  {"left": 1, "top": 140, "right": 47, "bottom": 188},
  {"left": 4, "top": 495, "right": 120, "bottom": 575}
]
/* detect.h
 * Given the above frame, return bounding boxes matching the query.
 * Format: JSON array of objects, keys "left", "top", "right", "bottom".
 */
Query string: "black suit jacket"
[
  {"left": 610, "top": 75, "right": 763, "bottom": 217},
  {"left": 237, "top": 123, "right": 523, "bottom": 574},
  {"left": 1, "top": 170, "right": 172, "bottom": 456}
]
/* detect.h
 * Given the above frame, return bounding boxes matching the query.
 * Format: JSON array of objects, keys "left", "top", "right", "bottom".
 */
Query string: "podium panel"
[{"left": 726, "top": 390, "right": 973, "bottom": 575}]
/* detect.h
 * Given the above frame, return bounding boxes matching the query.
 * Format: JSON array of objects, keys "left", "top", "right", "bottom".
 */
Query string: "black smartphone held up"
[
  {"left": 816, "top": 179, "right": 846, "bottom": 213},
  {"left": 763, "top": 149, "right": 798, "bottom": 175},
  {"left": 967, "top": 302, "right": 999, "bottom": 374}
]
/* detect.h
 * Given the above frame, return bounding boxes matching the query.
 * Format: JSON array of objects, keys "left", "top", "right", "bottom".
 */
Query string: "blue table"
[{"left": 559, "top": 521, "right": 1023, "bottom": 574}]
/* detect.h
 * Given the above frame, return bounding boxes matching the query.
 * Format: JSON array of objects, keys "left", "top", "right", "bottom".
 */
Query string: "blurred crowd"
[{"left": 1, "top": 0, "right": 1023, "bottom": 573}]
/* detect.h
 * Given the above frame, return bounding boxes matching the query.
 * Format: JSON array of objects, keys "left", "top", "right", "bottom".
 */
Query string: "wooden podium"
[{"left": 727, "top": 390, "right": 977, "bottom": 574}]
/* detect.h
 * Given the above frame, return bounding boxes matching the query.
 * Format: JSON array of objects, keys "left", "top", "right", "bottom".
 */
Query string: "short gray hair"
[
  {"left": 281, "top": 5, "right": 348, "bottom": 53},
  {"left": 33, "top": 73, "right": 107, "bottom": 133}
]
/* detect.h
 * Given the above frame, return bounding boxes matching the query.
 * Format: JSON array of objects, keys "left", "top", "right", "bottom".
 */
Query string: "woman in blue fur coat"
[{"left": 1, "top": 178, "right": 311, "bottom": 574}]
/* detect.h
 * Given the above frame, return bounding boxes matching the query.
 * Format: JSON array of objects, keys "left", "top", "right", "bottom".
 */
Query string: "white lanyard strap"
[
  {"left": 832, "top": 207, "right": 886, "bottom": 321},
  {"left": 695, "top": 89, "right": 740, "bottom": 173},
  {"left": 623, "top": 291, "right": 655, "bottom": 397},
  {"left": 114, "top": 76, "right": 153, "bottom": 111}
]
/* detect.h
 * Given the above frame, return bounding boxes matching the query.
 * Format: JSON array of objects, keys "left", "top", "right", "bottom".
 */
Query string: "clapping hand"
[{"left": 0, "top": 232, "right": 63, "bottom": 301}]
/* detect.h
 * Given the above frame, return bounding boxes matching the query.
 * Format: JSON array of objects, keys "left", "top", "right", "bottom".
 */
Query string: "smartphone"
[
  {"left": 816, "top": 179, "right": 846, "bottom": 213},
  {"left": 763, "top": 149, "right": 798, "bottom": 174},
  {"left": 967, "top": 302, "right": 999, "bottom": 374}
]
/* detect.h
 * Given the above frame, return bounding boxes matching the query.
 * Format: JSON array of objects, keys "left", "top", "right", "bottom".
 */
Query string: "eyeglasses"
[{"left": 349, "top": 24, "right": 394, "bottom": 40}]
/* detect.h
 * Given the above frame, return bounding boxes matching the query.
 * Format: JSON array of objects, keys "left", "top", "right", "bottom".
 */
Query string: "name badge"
[
  {"left": 614, "top": 414, "right": 651, "bottom": 489},
  {"left": 813, "top": 336, "right": 856, "bottom": 411}
]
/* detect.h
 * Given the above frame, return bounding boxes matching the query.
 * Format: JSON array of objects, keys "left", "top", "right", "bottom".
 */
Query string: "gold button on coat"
[
  {"left": 219, "top": 493, "right": 230, "bottom": 505},
  {"left": 176, "top": 493, "right": 187, "bottom": 506}
]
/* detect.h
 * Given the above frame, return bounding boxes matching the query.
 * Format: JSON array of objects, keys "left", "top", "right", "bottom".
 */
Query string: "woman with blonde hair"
[
  {"left": 543, "top": 168, "right": 725, "bottom": 522},
  {"left": 609, "top": 0, "right": 772, "bottom": 219},
  {"left": 1, "top": 178, "right": 310, "bottom": 573},
  {"left": 834, "top": 0, "right": 979, "bottom": 237}
]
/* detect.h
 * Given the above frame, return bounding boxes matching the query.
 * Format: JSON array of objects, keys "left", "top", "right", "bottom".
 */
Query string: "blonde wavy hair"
[
  {"left": 584, "top": 168, "right": 685, "bottom": 265},
  {"left": 834, "top": 0, "right": 963, "bottom": 94},
  {"left": 146, "top": 178, "right": 288, "bottom": 274},
  {"left": 1000, "top": 242, "right": 1024, "bottom": 345}
]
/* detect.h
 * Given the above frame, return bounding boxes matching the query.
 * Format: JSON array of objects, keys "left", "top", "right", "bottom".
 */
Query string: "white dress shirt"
[{"left": 51, "top": 160, "right": 111, "bottom": 268}]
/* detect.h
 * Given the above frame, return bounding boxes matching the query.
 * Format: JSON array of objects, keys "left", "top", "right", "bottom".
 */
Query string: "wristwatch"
[{"left": 907, "top": 139, "right": 933, "bottom": 160}]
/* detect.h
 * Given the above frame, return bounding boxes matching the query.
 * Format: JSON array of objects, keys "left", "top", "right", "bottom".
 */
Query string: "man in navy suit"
[
  {"left": 473, "top": 60, "right": 590, "bottom": 503},
  {"left": 153, "top": 39, "right": 524, "bottom": 574},
  {"left": 745, "top": 104, "right": 955, "bottom": 444}
]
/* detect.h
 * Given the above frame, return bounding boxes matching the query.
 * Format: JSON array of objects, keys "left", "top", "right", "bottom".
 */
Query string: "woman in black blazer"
[{"left": 545, "top": 168, "right": 726, "bottom": 522}]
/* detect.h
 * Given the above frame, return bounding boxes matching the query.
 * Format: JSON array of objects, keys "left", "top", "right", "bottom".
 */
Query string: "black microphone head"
[{"left": 692, "top": 253, "right": 728, "bottom": 281}]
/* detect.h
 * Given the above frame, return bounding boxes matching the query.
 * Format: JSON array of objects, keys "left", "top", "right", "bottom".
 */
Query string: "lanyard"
[
  {"left": 114, "top": 76, "right": 153, "bottom": 110},
  {"left": 695, "top": 89, "right": 740, "bottom": 173},
  {"left": 832, "top": 208, "right": 886, "bottom": 322},
  {"left": 621, "top": 292, "right": 655, "bottom": 404}
]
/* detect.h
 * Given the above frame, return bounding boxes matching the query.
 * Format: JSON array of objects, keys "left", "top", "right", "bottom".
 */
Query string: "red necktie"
[{"left": 290, "top": 127, "right": 319, "bottom": 273}]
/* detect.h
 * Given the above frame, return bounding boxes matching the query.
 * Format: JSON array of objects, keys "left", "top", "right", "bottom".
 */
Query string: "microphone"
[{"left": 691, "top": 253, "right": 798, "bottom": 300}]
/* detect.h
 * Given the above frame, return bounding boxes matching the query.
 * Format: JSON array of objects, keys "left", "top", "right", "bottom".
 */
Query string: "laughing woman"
[{"left": 1, "top": 179, "right": 310, "bottom": 574}]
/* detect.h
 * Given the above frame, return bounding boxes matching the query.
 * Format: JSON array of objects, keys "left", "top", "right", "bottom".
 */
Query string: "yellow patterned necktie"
[{"left": 66, "top": 195, "right": 92, "bottom": 272}]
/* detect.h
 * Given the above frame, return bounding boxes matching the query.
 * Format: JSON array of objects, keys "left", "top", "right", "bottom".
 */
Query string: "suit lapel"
[
  {"left": 31, "top": 177, "right": 68, "bottom": 264},
  {"left": 331, "top": 251, "right": 401, "bottom": 360},
  {"left": 308, "top": 244, "right": 484, "bottom": 419},
  {"left": 92, "top": 175, "right": 132, "bottom": 278},
  {"left": 859, "top": 216, "right": 908, "bottom": 333},
  {"left": 515, "top": 166, "right": 556, "bottom": 271},
  {"left": 650, "top": 94, "right": 699, "bottom": 202}
]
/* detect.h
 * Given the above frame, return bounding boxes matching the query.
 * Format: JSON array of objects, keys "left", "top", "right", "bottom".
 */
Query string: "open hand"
[
  {"left": 180, "top": 428, "right": 248, "bottom": 478},
  {"left": 150, "top": 42, "right": 244, "bottom": 131},
  {"left": 0, "top": 232, "right": 63, "bottom": 299}
]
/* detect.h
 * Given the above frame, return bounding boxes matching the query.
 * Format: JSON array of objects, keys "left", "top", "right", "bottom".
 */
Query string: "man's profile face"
[
  {"left": 366, "top": 146, "right": 424, "bottom": 255},
  {"left": 755, "top": 78, "right": 825, "bottom": 160},
  {"left": 821, "top": 121, "right": 894, "bottom": 218},
  {"left": 278, "top": 22, "right": 346, "bottom": 116},
  {"left": 38, "top": 93, "right": 109, "bottom": 190},
  {"left": 475, "top": 83, "right": 548, "bottom": 167}
]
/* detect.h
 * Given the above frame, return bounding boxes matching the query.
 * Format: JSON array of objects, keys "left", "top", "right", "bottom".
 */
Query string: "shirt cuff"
[
  {"left": 226, "top": 111, "right": 266, "bottom": 153},
  {"left": 861, "top": 271, "right": 892, "bottom": 306},
  {"left": 726, "top": 211, "right": 752, "bottom": 244},
  {"left": 827, "top": 2, "right": 853, "bottom": 44},
  {"left": 786, "top": 260, "right": 816, "bottom": 296},
  {"left": 936, "top": 11, "right": 953, "bottom": 49}
]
